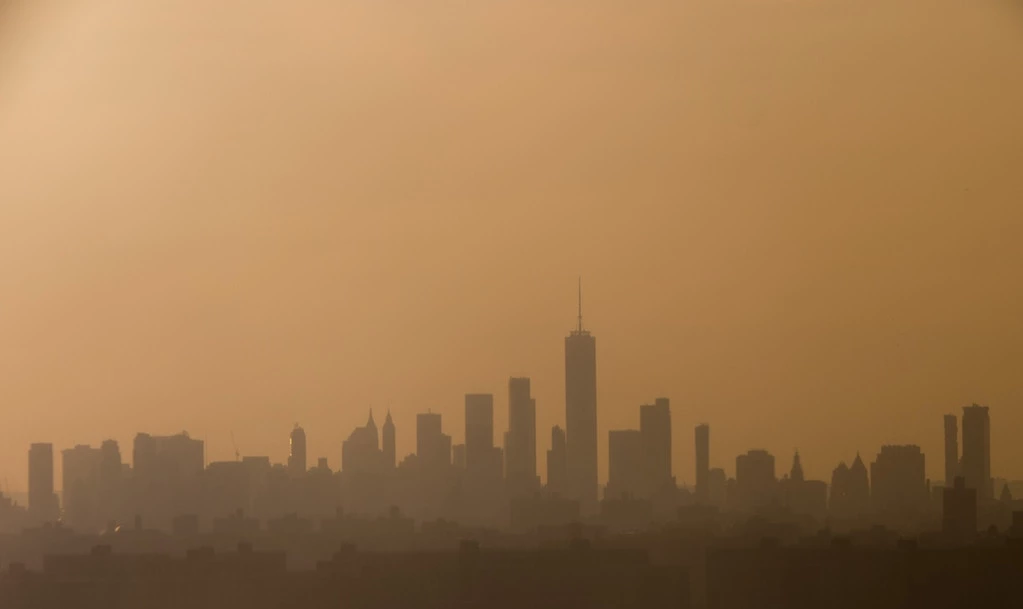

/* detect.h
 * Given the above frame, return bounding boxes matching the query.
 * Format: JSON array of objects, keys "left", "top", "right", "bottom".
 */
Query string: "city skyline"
[{"left": 2, "top": 0, "right": 1023, "bottom": 499}]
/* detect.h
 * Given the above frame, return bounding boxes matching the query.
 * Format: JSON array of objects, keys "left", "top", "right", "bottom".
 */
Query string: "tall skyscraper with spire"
[{"left": 565, "top": 280, "right": 597, "bottom": 512}]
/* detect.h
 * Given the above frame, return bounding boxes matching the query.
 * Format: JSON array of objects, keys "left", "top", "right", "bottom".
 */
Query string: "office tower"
[
  {"left": 565, "top": 283, "right": 597, "bottom": 512},
  {"left": 99, "top": 439, "right": 122, "bottom": 489},
  {"left": 342, "top": 411, "right": 381, "bottom": 474},
  {"left": 28, "top": 443, "right": 58, "bottom": 523},
  {"left": 640, "top": 398, "right": 672, "bottom": 495},
  {"left": 961, "top": 404, "right": 992, "bottom": 501},
  {"left": 465, "top": 394, "right": 495, "bottom": 474},
  {"left": 944, "top": 414, "right": 958, "bottom": 488},
  {"left": 417, "top": 412, "right": 451, "bottom": 471},
  {"left": 870, "top": 445, "right": 927, "bottom": 516},
  {"left": 133, "top": 432, "right": 205, "bottom": 481},
  {"left": 695, "top": 424, "right": 710, "bottom": 503},
  {"left": 288, "top": 425, "right": 307, "bottom": 476},
  {"left": 382, "top": 411, "right": 396, "bottom": 470},
  {"left": 547, "top": 425, "right": 568, "bottom": 496},
  {"left": 607, "top": 430, "right": 644, "bottom": 500},
  {"left": 830, "top": 453, "right": 871, "bottom": 520},
  {"left": 452, "top": 444, "right": 467, "bottom": 469},
  {"left": 132, "top": 431, "right": 205, "bottom": 529},
  {"left": 505, "top": 378, "right": 538, "bottom": 495},
  {"left": 735, "top": 449, "right": 777, "bottom": 511},
  {"left": 707, "top": 467, "right": 727, "bottom": 507},
  {"left": 62, "top": 444, "right": 103, "bottom": 528},
  {"left": 942, "top": 476, "right": 977, "bottom": 541}
]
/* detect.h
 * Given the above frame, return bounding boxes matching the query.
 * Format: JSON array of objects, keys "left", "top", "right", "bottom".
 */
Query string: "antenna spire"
[{"left": 577, "top": 277, "right": 583, "bottom": 332}]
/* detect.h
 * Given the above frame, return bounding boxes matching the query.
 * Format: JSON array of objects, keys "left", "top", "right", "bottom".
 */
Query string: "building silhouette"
[
  {"left": 465, "top": 394, "right": 496, "bottom": 475},
  {"left": 829, "top": 453, "right": 870, "bottom": 523},
  {"left": 452, "top": 443, "right": 466, "bottom": 469},
  {"left": 780, "top": 451, "right": 828, "bottom": 521},
  {"left": 607, "top": 430, "right": 644, "bottom": 499},
  {"left": 382, "top": 411, "right": 396, "bottom": 470},
  {"left": 28, "top": 443, "right": 59, "bottom": 524},
  {"left": 961, "top": 404, "right": 992, "bottom": 502},
  {"left": 416, "top": 412, "right": 451, "bottom": 471},
  {"left": 734, "top": 449, "right": 777, "bottom": 512},
  {"left": 640, "top": 398, "right": 672, "bottom": 496},
  {"left": 288, "top": 425, "right": 307, "bottom": 477},
  {"left": 564, "top": 284, "right": 598, "bottom": 513},
  {"left": 342, "top": 411, "right": 381, "bottom": 474},
  {"left": 695, "top": 424, "right": 710, "bottom": 504},
  {"left": 547, "top": 425, "right": 568, "bottom": 496},
  {"left": 943, "top": 414, "right": 958, "bottom": 488},
  {"left": 870, "top": 444, "right": 927, "bottom": 519},
  {"left": 942, "top": 476, "right": 977, "bottom": 541},
  {"left": 504, "top": 377, "right": 538, "bottom": 496},
  {"left": 61, "top": 444, "right": 103, "bottom": 529}
]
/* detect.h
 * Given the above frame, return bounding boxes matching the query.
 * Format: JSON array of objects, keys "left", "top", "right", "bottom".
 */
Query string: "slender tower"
[
  {"left": 383, "top": 411, "right": 396, "bottom": 469},
  {"left": 943, "top": 414, "right": 958, "bottom": 488},
  {"left": 565, "top": 279, "right": 598, "bottom": 512}
]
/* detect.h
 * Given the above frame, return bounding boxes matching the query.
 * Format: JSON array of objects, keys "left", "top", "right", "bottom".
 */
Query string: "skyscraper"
[
  {"left": 417, "top": 412, "right": 451, "bottom": 471},
  {"left": 607, "top": 430, "right": 644, "bottom": 500},
  {"left": 961, "top": 404, "right": 991, "bottom": 501},
  {"left": 62, "top": 444, "right": 103, "bottom": 529},
  {"left": 505, "top": 378, "right": 538, "bottom": 495},
  {"left": 943, "top": 414, "right": 958, "bottom": 488},
  {"left": 28, "top": 443, "right": 58, "bottom": 523},
  {"left": 735, "top": 449, "right": 777, "bottom": 511},
  {"left": 640, "top": 398, "right": 672, "bottom": 495},
  {"left": 547, "top": 425, "right": 568, "bottom": 496},
  {"left": 288, "top": 425, "right": 307, "bottom": 476},
  {"left": 465, "top": 394, "right": 495, "bottom": 474},
  {"left": 565, "top": 282, "right": 597, "bottom": 512},
  {"left": 695, "top": 424, "right": 710, "bottom": 503},
  {"left": 342, "top": 411, "right": 381, "bottom": 474},
  {"left": 382, "top": 411, "right": 396, "bottom": 470},
  {"left": 870, "top": 444, "right": 927, "bottom": 516}
]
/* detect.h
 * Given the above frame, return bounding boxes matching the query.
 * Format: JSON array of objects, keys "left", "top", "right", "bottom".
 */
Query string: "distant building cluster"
[{"left": 0, "top": 298, "right": 1016, "bottom": 545}]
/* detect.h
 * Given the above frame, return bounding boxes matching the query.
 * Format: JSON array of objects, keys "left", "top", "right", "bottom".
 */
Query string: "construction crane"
[{"left": 230, "top": 431, "right": 240, "bottom": 462}]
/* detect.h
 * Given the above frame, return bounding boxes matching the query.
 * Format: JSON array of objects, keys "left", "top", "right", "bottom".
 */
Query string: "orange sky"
[{"left": 1, "top": 0, "right": 1022, "bottom": 493}]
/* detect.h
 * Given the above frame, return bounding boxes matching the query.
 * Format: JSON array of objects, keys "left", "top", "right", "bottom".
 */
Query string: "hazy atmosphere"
[{"left": 2, "top": 0, "right": 1023, "bottom": 494}]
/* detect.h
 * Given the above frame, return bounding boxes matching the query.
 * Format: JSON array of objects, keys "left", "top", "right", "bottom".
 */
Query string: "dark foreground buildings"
[{"left": 0, "top": 541, "right": 690, "bottom": 609}]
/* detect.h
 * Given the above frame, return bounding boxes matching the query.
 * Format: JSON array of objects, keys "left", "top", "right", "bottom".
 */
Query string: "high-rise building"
[
  {"left": 288, "top": 425, "right": 307, "bottom": 476},
  {"left": 547, "top": 426, "right": 568, "bottom": 496},
  {"left": 342, "top": 411, "right": 381, "bottom": 474},
  {"left": 465, "top": 394, "right": 495, "bottom": 474},
  {"left": 505, "top": 378, "right": 538, "bottom": 495},
  {"left": 28, "top": 443, "right": 58, "bottom": 523},
  {"left": 131, "top": 432, "right": 204, "bottom": 528},
  {"left": 942, "top": 476, "right": 977, "bottom": 541},
  {"left": 695, "top": 424, "right": 710, "bottom": 503},
  {"left": 870, "top": 444, "right": 927, "bottom": 516},
  {"left": 382, "top": 411, "right": 396, "bottom": 470},
  {"left": 607, "top": 430, "right": 644, "bottom": 500},
  {"left": 961, "top": 404, "right": 992, "bottom": 501},
  {"left": 830, "top": 453, "right": 870, "bottom": 521},
  {"left": 944, "top": 414, "right": 958, "bottom": 488},
  {"left": 735, "top": 449, "right": 777, "bottom": 511},
  {"left": 417, "top": 412, "right": 451, "bottom": 471},
  {"left": 640, "top": 398, "right": 672, "bottom": 495},
  {"left": 565, "top": 283, "right": 598, "bottom": 512},
  {"left": 133, "top": 432, "right": 204, "bottom": 482},
  {"left": 62, "top": 444, "right": 103, "bottom": 528},
  {"left": 99, "top": 440, "right": 122, "bottom": 490},
  {"left": 452, "top": 444, "right": 466, "bottom": 469}
]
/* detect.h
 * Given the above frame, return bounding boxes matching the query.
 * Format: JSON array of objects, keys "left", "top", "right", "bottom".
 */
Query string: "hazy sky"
[{"left": 2, "top": 0, "right": 1022, "bottom": 493}]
